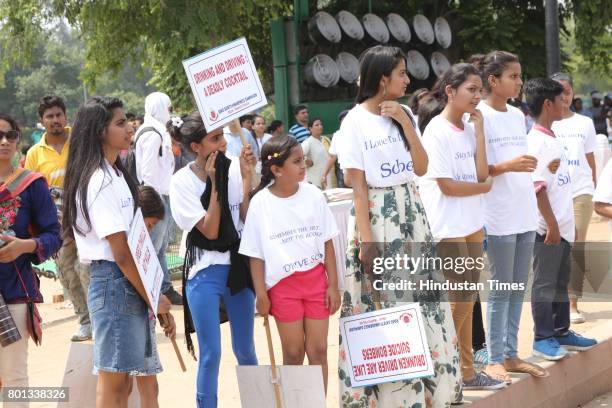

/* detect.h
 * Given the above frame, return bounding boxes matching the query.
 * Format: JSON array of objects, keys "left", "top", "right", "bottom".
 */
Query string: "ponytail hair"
[
  {"left": 167, "top": 111, "right": 211, "bottom": 153},
  {"left": 470, "top": 50, "right": 519, "bottom": 92},
  {"left": 417, "top": 63, "right": 481, "bottom": 133},
  {"left": 266, "top": 119, "right": 283, "bottom": 135},
  {"left": 250, "top": 136, "right": 299, "bottom": 198}
]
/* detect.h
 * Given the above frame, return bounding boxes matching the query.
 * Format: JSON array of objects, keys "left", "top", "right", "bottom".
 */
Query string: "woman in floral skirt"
[{"left": 336, "top": 46, "right": 461, "bottom": 407}]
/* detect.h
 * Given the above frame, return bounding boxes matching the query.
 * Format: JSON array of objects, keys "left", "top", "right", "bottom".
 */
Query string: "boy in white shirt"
[
  {"left": 550, "top": 72, "right": 598, "bottom": 323},
  {"left": 525, "top": 78, "right": 597, "bottom": 361}
]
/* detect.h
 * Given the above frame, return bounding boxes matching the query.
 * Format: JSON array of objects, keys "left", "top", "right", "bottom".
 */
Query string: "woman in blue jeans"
[
  {"left": 473, "top": 51, "right": 548, "bottom": 381},
  {"left": 63, "top": 97, "right": 175, "bottom": 407},
  {"left": 168, "top": 111, "right": 257, "bottom": 407}
]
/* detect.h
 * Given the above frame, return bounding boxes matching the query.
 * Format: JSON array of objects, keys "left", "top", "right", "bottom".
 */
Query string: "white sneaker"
[
  {"left": 570, "top": 312, "right": 585, "bottom": 324},
  {"left": 71, "top": 323, "right": 92, "bottom": 342}
]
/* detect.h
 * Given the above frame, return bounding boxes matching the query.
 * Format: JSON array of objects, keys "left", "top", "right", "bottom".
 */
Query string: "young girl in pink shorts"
[{"left": 239, "top": 135, "right": 341, "bottom": 392}]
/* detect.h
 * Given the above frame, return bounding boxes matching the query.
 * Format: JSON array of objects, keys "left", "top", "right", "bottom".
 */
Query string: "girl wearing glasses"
[{"left": 0, "top": 113, "right": 62, "bottom": 405}]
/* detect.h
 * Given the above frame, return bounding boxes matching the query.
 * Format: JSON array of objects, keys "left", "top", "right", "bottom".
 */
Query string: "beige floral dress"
[{"left": 339, "top": 182, "right": 461, "bottom": 408}]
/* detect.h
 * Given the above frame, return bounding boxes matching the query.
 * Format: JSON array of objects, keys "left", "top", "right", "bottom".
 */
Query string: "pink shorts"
[{"left": 268, "top": 263, "right": 330, "bottom": 322}]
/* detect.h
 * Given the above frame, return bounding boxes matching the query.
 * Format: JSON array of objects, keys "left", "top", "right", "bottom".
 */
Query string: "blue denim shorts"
[{"left": 88, "top": 260, "right": 162, "bottom": 375}]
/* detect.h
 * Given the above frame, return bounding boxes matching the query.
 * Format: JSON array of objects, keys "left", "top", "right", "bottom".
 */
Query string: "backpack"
[{"left": 123, "top": 127, "right": 163, "bottom": 184}]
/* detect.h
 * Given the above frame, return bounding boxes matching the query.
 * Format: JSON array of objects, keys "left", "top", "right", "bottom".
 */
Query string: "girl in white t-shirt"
[
  {"left": 550, "top": 72, "right": 598, "bottom": 323},
  {"left": 303, "top": 118, "right": 331, "bottom": 189},
  {"left": 239, "top": 136, "right": 340, "bottom": 392},
  {"left": 471, "top": 51, "right": 546, "bottom": 382},
  {"left": 62, "top": 97, "right": 175, "bottom": 407},
  {"left": 418, "top": 63, "right": 507, "bottom": 391},
  {"left": 336, "top": 45, "right": 462, "bottom": 406},
  {"left": 168, "top": 111, "right": 257, "bottom": 407}
]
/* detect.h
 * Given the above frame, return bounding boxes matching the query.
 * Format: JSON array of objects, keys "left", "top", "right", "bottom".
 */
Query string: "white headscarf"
[{"left": 143, "top": 92, "right": 171, "bottom": 131}]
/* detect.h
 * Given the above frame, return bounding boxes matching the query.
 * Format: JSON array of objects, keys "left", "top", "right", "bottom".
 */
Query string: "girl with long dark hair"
[
  {"left": 335, "top": 45, "right": 461, "bottom": 406},
  {"left": 417, "top": 63, "right": 506, "bottom": 391},
  {"left": 63, "top": 97, "right": 175, "bottom": 407},
  {"left": 168, "top": 111, "right": 257, "bottom": 407}
]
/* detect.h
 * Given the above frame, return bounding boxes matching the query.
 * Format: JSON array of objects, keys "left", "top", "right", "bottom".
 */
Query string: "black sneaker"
[
  {"left": 462, "top": 371, "right": 506, "bottom": 390},
  {"left": 451, "top": 388, "right": 464, "bottom": 405},
  {"left": 164, "top": 287, "right": 183, "bottom": 305}
]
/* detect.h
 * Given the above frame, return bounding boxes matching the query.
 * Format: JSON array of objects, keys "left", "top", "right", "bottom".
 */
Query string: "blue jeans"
[
  {"left": 88, "top": 260, "right": 154, "bottom": 374},
  {"left": 150, "top": 194, "right": 172, "bottom": 293},
  {"left": 186, "top": 264, "right": 257, "bottom": 407},
  {"left": 486, "top": 230, "right": 535, "bottom": 363}
]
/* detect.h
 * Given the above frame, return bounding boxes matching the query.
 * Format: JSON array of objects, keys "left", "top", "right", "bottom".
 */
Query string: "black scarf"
[{"left": 182, "top": 152, "right": 253, "bottom": 359}]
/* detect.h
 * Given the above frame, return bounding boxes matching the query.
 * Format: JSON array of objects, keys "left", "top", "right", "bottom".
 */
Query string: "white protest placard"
[
  {"left": 339, "top": 303, "right": 434, "bottom": 388},
  {"left": 182, "top": 37, "right": 267, "bottom": 130},
  {"left": 127, "top": 209, "right": 164, "bottom": 313}
]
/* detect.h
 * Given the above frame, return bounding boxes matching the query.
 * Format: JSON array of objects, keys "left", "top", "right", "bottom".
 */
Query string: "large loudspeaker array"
[{"left": 301, "top": 10, "right": 452, "bottom": 101}]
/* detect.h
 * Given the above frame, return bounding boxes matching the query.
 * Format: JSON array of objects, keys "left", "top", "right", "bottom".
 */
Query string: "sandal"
[
  {"left": 485, "top": 363, "right": 512, "bottom": 384},
  {"left": 504, "top": 357, "right": 549, "bottom": 378}
]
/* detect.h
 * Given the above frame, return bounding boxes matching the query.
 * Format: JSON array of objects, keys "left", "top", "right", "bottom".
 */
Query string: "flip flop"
[
  {"left": 485, "top": 364, "right": 512, "bottom": 384},
  {"left": 504, "top": 359, "right": 549, "bottom": 378}
]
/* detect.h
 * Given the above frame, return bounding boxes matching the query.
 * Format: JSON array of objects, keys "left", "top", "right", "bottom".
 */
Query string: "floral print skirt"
[{"left": 339, "top": 182, "right": 461, "bottom": 408}]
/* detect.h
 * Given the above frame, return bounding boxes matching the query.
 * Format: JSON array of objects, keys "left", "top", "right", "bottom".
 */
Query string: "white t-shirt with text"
[
  {"left": 527, "top": 126, "right": 576, "bottom": 242},
  {"left": 479, "top": 101, "right": 538, "bottom": 235},
  {"left": 239, "top": 183, "right": 339, "bottom": 289},
  {"left": 418, "top": 115, "right": 484, "bottom": 240},
  {"left": 551, "top": 113, "right": 597, "bottom": 197},
  {"left": 169, "top": 157, "right": 244, "bottom": 279},
  {"left": 337, "top": 104, "right": 416, "bottom": 187},
  {"left": 74, "top": 161, "right": 135, "bottom": 264}
]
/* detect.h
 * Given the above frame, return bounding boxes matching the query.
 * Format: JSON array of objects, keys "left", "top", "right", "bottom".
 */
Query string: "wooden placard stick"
[
  {"left": 264, "top": 316, "right": 283, "bottom": 408},
  {"left": 159, "top": 313, "right": 186, "bottom": 372}
]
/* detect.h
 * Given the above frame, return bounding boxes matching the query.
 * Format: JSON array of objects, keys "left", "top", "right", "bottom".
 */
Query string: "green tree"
[
  {"left": 1, "top": 0, "right": 291, "bottom": 111},
  {"left": 0, "top": 20, "right": 152, "bottom": 126},
  {"left": 1, "top": 0, "right": 609, "bottom": 110}
]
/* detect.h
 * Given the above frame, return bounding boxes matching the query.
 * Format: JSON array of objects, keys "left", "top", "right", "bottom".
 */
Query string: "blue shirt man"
[{"left": 288, "top": 104, "right": 311, "bottom": 143}]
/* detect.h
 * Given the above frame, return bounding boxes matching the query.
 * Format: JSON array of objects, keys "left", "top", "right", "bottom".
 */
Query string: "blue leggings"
[{"left": 186, "top": 264, "right": 257, "bottom": 408}]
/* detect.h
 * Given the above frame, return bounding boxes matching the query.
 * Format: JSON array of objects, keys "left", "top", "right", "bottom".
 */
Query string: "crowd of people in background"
[{"left": 0, "top": 43, "right": 611, "bottom": 408}]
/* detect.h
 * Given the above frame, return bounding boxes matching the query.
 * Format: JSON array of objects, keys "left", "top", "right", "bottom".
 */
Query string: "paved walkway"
[
  {"left": 22, "top": 218, "right": 611, "bottom": 407},
  {"left": 581, "top": 390, "right": 612, "bottom": 408}
]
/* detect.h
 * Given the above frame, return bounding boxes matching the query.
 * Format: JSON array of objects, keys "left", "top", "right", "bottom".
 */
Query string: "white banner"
[
  {"left": 127, "top": 209, "right": 164, "bottom": 313},
  {"left": 182, "top": 37, "right": 267, "bottom": 130},
  {"left": 339, "top": 303, "right": 434, "bottom": 388}
]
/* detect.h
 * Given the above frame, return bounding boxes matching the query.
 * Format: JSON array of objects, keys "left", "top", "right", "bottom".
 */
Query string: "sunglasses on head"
[{"left": 0, "top": 130, "right": 19, "bottom": 142}]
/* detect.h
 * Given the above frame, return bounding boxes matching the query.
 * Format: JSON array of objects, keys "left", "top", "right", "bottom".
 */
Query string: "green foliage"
[
  {"left": 0, "top": 0, "right": 47, "bottom": 87},
  {"left": 562, "top": 0, "right": 612, "bottom": 76},
  {"left": 0, "top": 21, "right": 152, "bottom": 126},
  {"left": 561, "top": 18, "right": 612, "bottom": 96},
  {"left": 0, "top": 0, "right": 609, "bottom": 115},
  {"left": 452, "top": 0, "right": 547, "bottom": 79},
  {"left": 51, "top": 0, "right": 291, "bottom": 110}
]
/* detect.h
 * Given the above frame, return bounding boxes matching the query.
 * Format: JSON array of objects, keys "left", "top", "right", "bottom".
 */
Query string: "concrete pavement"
[{"left": 20, "top": 217, "right": 612, "bottom": 407}]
